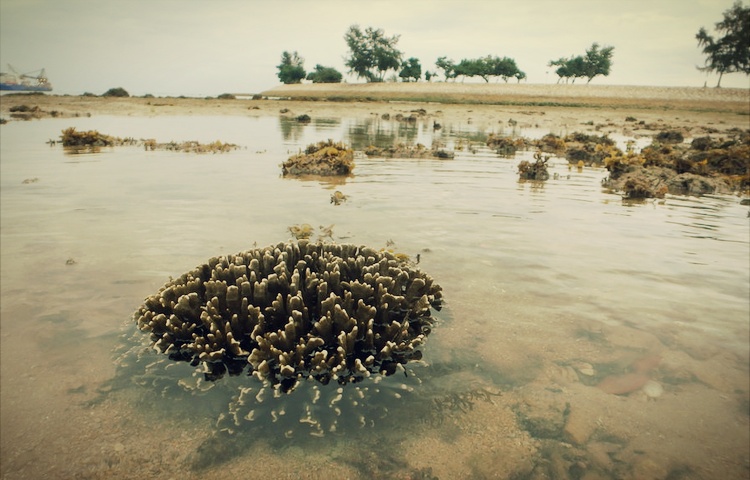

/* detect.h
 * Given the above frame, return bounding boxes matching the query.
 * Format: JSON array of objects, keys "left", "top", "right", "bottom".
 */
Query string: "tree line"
[
  {"left": 278, "top": 29, "right": 607, "bottom": 85},
  {"left": 278, "top": 2, "right": 749, "bottom": 87}
]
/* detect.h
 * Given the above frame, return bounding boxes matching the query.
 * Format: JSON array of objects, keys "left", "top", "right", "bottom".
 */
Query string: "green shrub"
[{"left": 102, "top": 87, "right": 129, "bottom": 97}]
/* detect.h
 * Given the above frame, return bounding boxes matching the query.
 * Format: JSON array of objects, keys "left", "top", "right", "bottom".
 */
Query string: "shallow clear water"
[{"left": 1, "top": 113, "right": 748, "bottom": 479}]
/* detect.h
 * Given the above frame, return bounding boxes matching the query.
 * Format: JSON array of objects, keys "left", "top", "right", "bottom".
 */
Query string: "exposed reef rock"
[
  {"left": 602, "top": 131, "right": 749, "bottom": 198},
  {"left": 61, "top": 127, "right": 115, "bottom": 147},
  {"left": 486, "top": 134, "right": 531, "bottom": 157},
  {"left": 141, "top": 139, "right": 239, "bottom": 153},
  {"left": 129, "top": 240, "right": 443, "bottom": 437},
  {"left": 58, "top": 127, "right": 239, "bottom": 153},
  {"left": 533, "top": 132, "right": 615, "bottom": 165},
  {"left": 518, "top": 153, "right": 551, "bottom": 181},
  {"left": 363, "top": 142, "right": 454, "bottom": 160},
  {"left": 282, "top": 140, "right": 354, "bottom": 176}
]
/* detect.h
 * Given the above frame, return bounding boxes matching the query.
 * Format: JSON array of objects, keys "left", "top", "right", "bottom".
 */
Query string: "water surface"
[{"left": 1, "top": 113, "right": 748, "bottom": 479}]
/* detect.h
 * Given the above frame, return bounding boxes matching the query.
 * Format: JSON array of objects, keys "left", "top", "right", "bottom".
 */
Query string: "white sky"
[{"left": 1, "top": 0, "right": 748, "bottom": 96}]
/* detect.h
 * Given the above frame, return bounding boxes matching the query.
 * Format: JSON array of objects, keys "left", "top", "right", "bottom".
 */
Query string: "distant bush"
[
  {"left": 306, "top": 64, "right": 343, "bottom": 83},
  {"left": 9, "top": 105, "right": 38, "bottom": 112},
  {"left": 217, "top": 93, "right": 236, "bottom": 99},
  {"left": 142, "top": 93, "right": 155, "bottom": 98},
  {"left": 102, "top": 87, "right": 130, "bottom": 97},
  {"left": 82, "top": 92, "right": 97, "bottom": 97}
]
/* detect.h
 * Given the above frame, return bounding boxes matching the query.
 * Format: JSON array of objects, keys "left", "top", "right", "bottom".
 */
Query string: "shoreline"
[
  {"left": 260, "top": 82, "right": 750, "bottom": 113},
  {"left": 1, "top": 84, "right": 748, "bottom": 140}
]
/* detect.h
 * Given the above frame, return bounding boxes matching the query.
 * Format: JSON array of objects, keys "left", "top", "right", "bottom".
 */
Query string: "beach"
[{"left": 2, "top": 83, "right": 748, "bottom": 134}]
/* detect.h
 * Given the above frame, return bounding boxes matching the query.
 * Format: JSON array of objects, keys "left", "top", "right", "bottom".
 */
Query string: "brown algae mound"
[
  {"left": 61, "top": 127, "right": 116, "bottom": 147},
  {"left": 364, "top": 142, "right": 454, "bottom": 159},
  {"left": 534, "top": 132, "right": 615, "bottom": 165},
  {"left": 518, "top": 152, "right": 551, "bottom": 181},
  {"left": 509, "top": 129, "right": 749, "bottom": 198},
  {"left": 141, "top": 139, "right": 239, "bottom": 153},
  {"left": 601, "top": 130, "right": 750, "bottom": 199},
  {"left": 9, "top": 104, "right": 48, "bottom": 120},
  {"left": 282, "top": 139, "right": 354, "bottom": 176},
  {"left": 487, "top": 134, "right": 532, "bottom": 157},
  {"left": 486, "top": 132, "right": 614, "bottom": 163},
  {"left": 131, "top": 240, "right": 443, "bottom": 437},
  {"left": 58, "top": 127, "right": 238, "bottom": 153}
]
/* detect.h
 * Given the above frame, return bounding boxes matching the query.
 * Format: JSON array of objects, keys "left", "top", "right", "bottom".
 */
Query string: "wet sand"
[{"left": 1, "top": 83, "right": 748, "bottom": 136}]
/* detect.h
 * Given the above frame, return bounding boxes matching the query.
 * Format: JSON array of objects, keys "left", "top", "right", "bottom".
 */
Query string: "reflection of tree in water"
[
  {"left": 282, "top": 114, "right": 500, "bottom": 153},
  {"left": 346, "top": 117, "right": 422, "bottom": 150},
  {"left": 278, "top": 118, "right": 307, "bottom": 142},
  {"left": 311, "top": 118, "right": 339, "bottom": 129},
  {"left": 280, "top": 117, "right": 343, "bottom": 143}
]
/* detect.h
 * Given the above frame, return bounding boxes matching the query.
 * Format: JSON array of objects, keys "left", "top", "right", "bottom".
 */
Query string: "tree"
[
  {"left": 277, "top": 51, "right": 306, "bottom": 84},
  {"left": 549, "top": 57, "right": 572, "bottom": 83},
  {"left": 306, "top": 65, "right": 343, "bottom": 83},
  {"left": 445, "top": 56, "right": 525, "bottom": 83},
  {"left": 548, "top": 43, "right": 614, "bottom": 84},
  {"left": 344, "top": 25, "right": 402, "bottom": 82},
  {"left": 399, "top": 57, "right": 422, "bottom": 82},
  {"left": 454, "top": 58, "right": 481, "bottom": 81},
  {"left": 435, "top": 56, "right": 457, "bottom": 81},
  {"left": 486, "top": 56, "right": 525, "bottom": 83},
  {"left": 582, "top": 43, "right": 614, "bottom": 83},
  {"left": 696, "top": 1, "right": 750, "bottom": 87}
]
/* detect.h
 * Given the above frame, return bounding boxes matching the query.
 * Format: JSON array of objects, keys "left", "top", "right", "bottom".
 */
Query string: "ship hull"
[{"left": 0, "top": 83, "right": 52, "bottom": 92}]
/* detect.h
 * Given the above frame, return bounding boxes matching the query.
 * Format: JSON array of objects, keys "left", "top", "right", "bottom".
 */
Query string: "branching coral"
[
  {"left": 135, "top": 240, "right": 442, "bottom": 389},
  {"left": 130, "top": 240, "right": 443, "bottom": 437}
]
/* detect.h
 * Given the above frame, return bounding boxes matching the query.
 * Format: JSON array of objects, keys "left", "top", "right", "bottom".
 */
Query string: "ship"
[{"left": 0, "top": 64, "right": 53, "bottom": 92}]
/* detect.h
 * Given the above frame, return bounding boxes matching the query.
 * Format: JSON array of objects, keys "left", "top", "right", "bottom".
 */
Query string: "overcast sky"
[{"left": 1, "top": 0, "right": 747, "bottom": 96}]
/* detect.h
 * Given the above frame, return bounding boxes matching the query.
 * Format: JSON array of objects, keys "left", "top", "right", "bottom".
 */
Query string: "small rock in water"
[
  {"left": 573, "top": 362, "right": 595, "bottom": 376},
  {"left": 641, "top": 380, "right": 664, "bottom": 399}
]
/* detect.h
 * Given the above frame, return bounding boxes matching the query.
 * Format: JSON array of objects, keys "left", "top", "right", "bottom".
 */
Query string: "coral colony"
[{"left": 131, "top": 240, "right": 443, "bottom": 437}]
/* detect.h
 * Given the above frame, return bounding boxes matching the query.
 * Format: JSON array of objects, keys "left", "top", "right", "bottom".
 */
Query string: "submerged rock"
[
  {"left": 363, "top": 143, "right": 454, "bottom": 160},
  {"left": 282, "top": 140, "right": 354, "bottom": 176}
]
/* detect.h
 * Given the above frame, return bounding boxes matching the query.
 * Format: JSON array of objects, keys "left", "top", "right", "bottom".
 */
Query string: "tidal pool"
[{"left": 1, "top": 113, "right": 748, "bottom": 479}]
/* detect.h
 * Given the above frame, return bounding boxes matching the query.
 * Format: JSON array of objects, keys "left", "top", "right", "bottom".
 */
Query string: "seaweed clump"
[
  {"left": 518, "top": 152, "right": 550, "bottom": 181},
  {"left": 486, "top": 134, "right": 531, "bottom": 157},
  {"left": 61, "top": 127, "right": 115, "bottom": 147},
  {"left": 529, "top": 132, "right": 616, "bottom": 165},
  {"left": 602, "top": 130, "right": 750, "bottom": 198},
  {"left": 282, "top": 140, "right": 354, "bottom": 176},
  {"left": 57, "top": 127, "right": 238, "bottom": 153},
  {"left": 141, "top": 139, "right": 239, "bottom": 153},
  {"left": 363, "top": 142, "right": 454, "bottom": 159}
]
